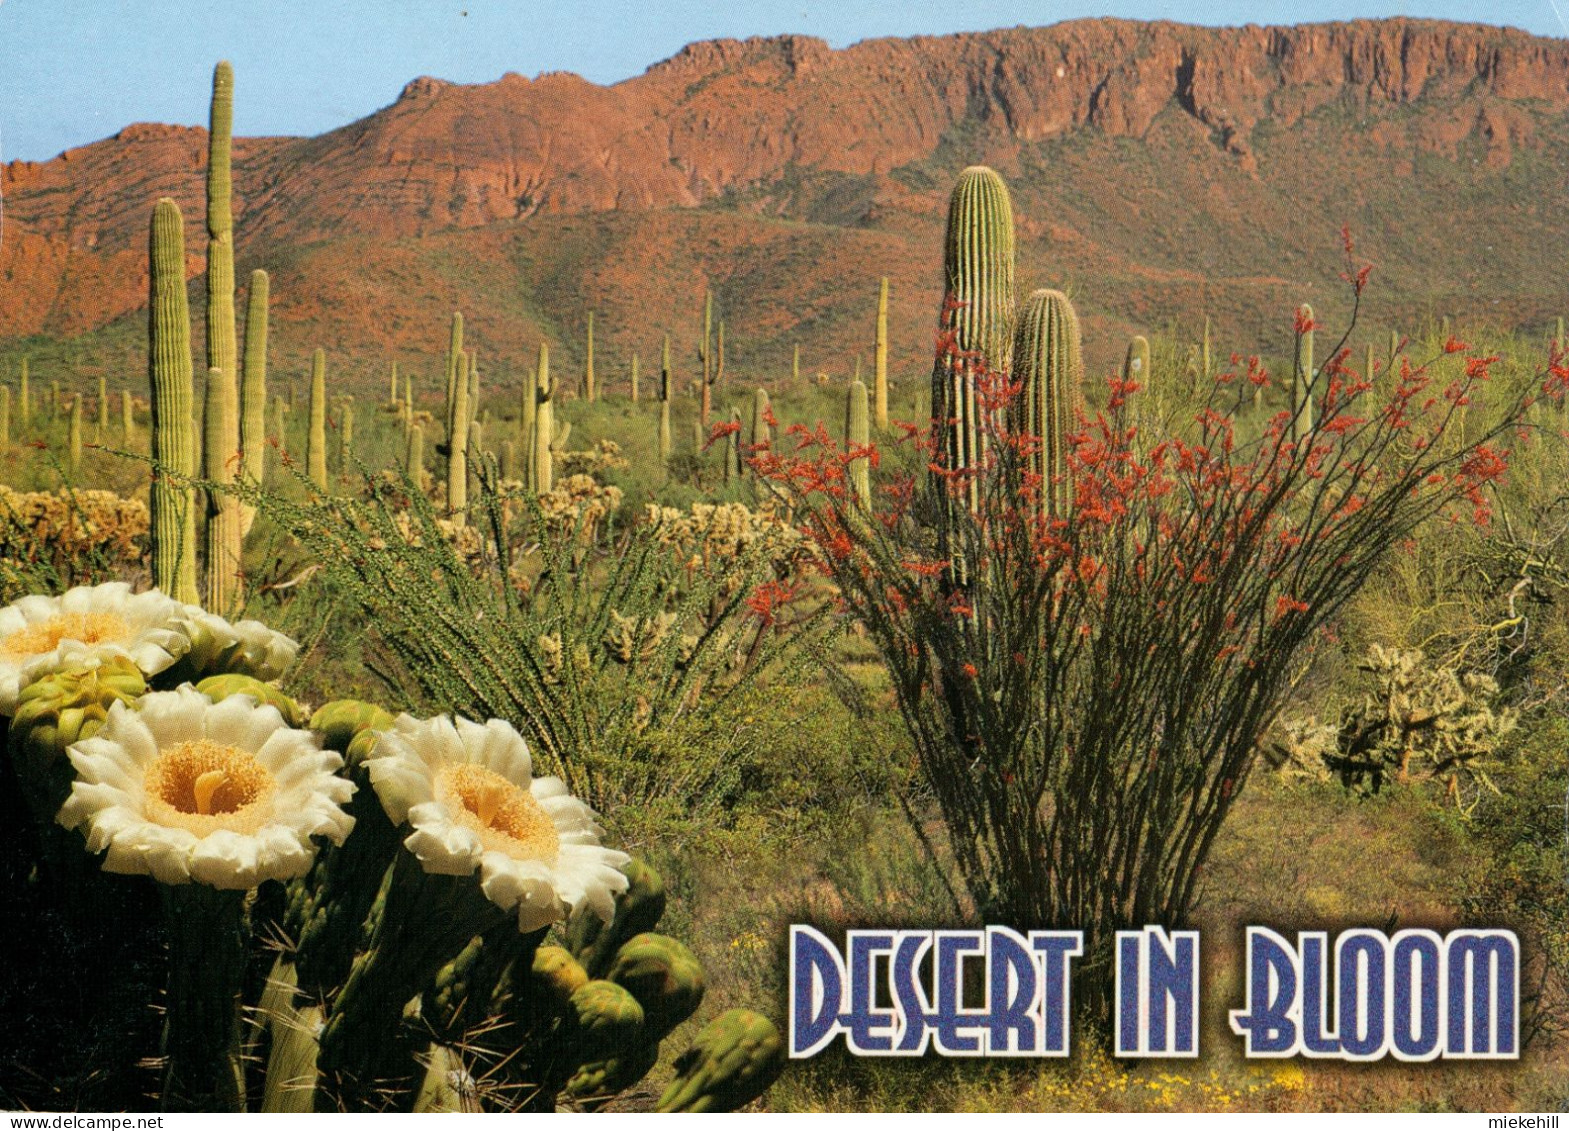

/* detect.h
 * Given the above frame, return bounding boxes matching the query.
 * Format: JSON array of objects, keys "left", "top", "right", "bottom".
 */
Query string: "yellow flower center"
[
  {"left": 143, "top": 739, "right": 276, "bottom": 835},
  {"left": 436, "top": 762, "right": 559, "bottom": 862},
  {"left": 2, "top": 612, "right": 130, "bottom": 659}
]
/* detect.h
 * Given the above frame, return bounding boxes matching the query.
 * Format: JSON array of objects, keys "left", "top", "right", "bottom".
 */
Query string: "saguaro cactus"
[
  {"left": 239, "top": 270, "right": 269, "bottom": 532},
  {"left": 846, "top": 379, "right": 871, "bottom": 511},
  {"left": 874, "top": 276, "right": 889, "bottom": 429},
  {"left": 658, "top": 334, "right": 673, "bottom": 465},
  {"left": 204, "top": 367, "right": 242, "bottom": 612},
  {"left": 931, "top": 165, "right": 1016, "bottom": 519},
  {"left": 1013, "top": 289, "right": 1082, "bottom": 521},
  {"left": 445, "top": 312, "right": 464, "bottom": 445},
  {"left": 122, "top": 388, "right": 135, "bottom": 441},
  {"left": 18, "top": 359, "right": 29, "bottom": 428},
  {"left": 308, "top": 349, "right": 328, "bottom": 489},
  {"left": 1, "top": 386, "right": 9, "bottom": 448},
  {"left": 97, "top": 376, "right": 109, "bottom": 439},
  {"left": 519, "top": 365, "right": 538, "bottom": 492},
  {"left": 630, "top": 353, "right": 640, "bottom": 403},
  {"left": 338, "top": 400, "right": 355, "bottom": 470},
  {"left": 725, "top": 406, "right": 742, "bottom": 482},
  {"left": 1293, "top": 303, "right": 1315, "bottom": 444},
  {"left": 406, "top": 423, "right": 426, "bottom": 487},
  {"left": 792, "top": 344, "right": 800, "bottom": 385},
  {"left": 751, "top": 387, "right": 772, "bottom": 451},
  {"left": 270, "top": 395, "right": 287, "bottom": 474},
  {"left": 389, "top": 362, "right": 399, "bottom": 409},
  {"left": 534, "top": 343, "right": 554, "bottom": 494},
  {"left": 149, "top": 199, "right": 199, "bottom": 604},
  {"left": 699, "top": 291, "right": 714, "bottom": 426},
  {"left": 68, "top": 396, "right": 83, "bottom": 476},
  {"left": 449, "top": 353, "right": 470, "bottom": 518},
  {"left": 584, "top": 312, "right": 597, "bottom": 402}
]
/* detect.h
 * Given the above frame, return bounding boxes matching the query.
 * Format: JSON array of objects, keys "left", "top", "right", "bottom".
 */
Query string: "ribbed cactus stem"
[
  {"left": 630, "top": 353, "right": 640, "bottom": 402},
  {"left": 700, "top": 291, "right": 713, "bottom": 426},
  {"left": 97, "top": 376, "right": 109, "bottom": 438},
  {"left": 445, "top": 312, "right": 464, "bottom": 444},
  {"left": 751, "top": 387, "right": 772, "bottom": 451},
  {"left": 407, "top": 423, "right": 425, "bottom": 485},
  {"left": 307, "top": 349, "right": 328, "bottom": 489},
  {"left": 584, "top": 312, "right": 596, "bottom": 402},
  {"left": 338, "top": 401, "right": 355, "bottom": 469},
  {"left": 725, "top": 406, "right": 742, "bottom": 482},
  {"left": 1293, "top": 303, "right": 1315, "bottom": 444},
  {"left": 846, "top": 379, "right": 871, "bottom": 511},
  {"left": 467, "top": 348, "right": 480, "bottom": 427},
  {"left": 1013, "top": 290, "right": 1082, "bottom": 521},
  {"left": 203, "top": 366, "right": 242, "bottom": 612},
  {"left": 149, "top": 199, "right": 199, "bottom": 604},
  {"left": 932, "top": 165, "right": 1015, "bottom": 521},
  {"left": 874, "top": 276, "right": 889, "bottom": 429},
  {"left": 404, "top": 376, "right": 414, "bottom": 435},
  {"left": 533, "top": 342, "right": 553, "bottom": 494},
  {"left": 500, "top": 438, "right": 518, "bottom": 480},
  {"left": 205, "top": 60, "right": 239, "bottom": 470},
  {"left": 449, "top": 352, "right": 470, "bottom": 519},
  {"left": 1364, "top": 342, "right": 1376, "bottom": 390},
  {"left": 239, "top": 270, "right": 268, "bottom": 533},
  {"left": 68, "top": 396, "right": 83, "bottom": 476}
]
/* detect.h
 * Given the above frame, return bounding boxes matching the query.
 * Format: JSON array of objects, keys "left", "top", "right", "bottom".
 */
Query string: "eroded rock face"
[{"left": 3, "top": 17, "right": 1566, "bottom": 341}]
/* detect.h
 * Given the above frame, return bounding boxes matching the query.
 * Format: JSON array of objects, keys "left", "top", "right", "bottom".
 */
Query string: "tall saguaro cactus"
[
  {"left": 658, "top": 334, "right": 673, "bottom": 465},
  {"left": 751, "top": 387, "right": 772, "bottom": 451},
  {"left": 308, "top": 349, "right": 328, "bottom": 489},
  {"left": 931, "top": 165, "right": 1015, "bottom": 520},
  {"left": 1013, "top": 290, "right": 1082, "bottom": 521},
  {"left": 97, "top": 376, "right": 109, "bottom": 439},
  {"left": 204, "top": 367, "right": 242, "bottom": 612},
  {"left": 699, "top": 291, "right": 714, "bottom": 426},
  {"left": 874, "top": 276, "right": 890, "bottom": 429},
  {"left": 584, "top": 312, "right": 597, "bottom": 402},
  {"left": 445, "top": 312, "right": 464, "bottom": 446},
  {"left": 239, "top": 270, "right": 269, "bottom": 532},
  {"left": 122, "top": 388, "right": 135, "bottom": 442},
  {"left": 1293, "top": 303, "right": 1315, "bottom": 445},
  {"left": 846, "top": 379, "right": 871, "bottom": 511},
  {"left": 406, "top": 424, "right": 426, "bottom": 487},
  {"left": 149, "top": 199, "right": 199, "bottom": 604},
  {"left": 534, "top": 343, "right": 554, "bottom": 494},
  {"left": 448, "top": 353, "right": 470, "bottom": 519},
  {"left": 519, "top": 365, "right": 538, "bottom": 492},
  {"left": 68, "top": 396, "right": 83, "bottom": 476}
]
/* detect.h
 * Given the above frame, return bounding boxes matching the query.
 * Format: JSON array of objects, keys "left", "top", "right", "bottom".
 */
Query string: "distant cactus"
[
  {"left": 630, "top": 352, "right": 640, "bottom": 403},
  {"left": 1201, "top": 315, "right": 1212, "bottom": 384},
  {"left": 792, "top": 344, "right": 800, "bottom": 385},
  {"left": 122, "top": 388, "right": 135, "bottom": 441},
  {"left": 716, "top": 320, "right": 726, "bottom": 390},
  {"left": 534, "top": 342, "right": 554, "bottom": 493},
  {"left": 846, "top": 379, "right": 871, "bottom": 511},
  {"left": 0, "top": 385, "right": 9, "bottom": 447},
  {"left": 18, "top": 358, "right": 29, "bottom": 428},
  {"left": 500, "top": 438, "right": 518, "bottom": 481},
  {"left": 584, "top": 311, "right": 597, "bottom": 402},
  {"left": 520, "top": 364, "right": 538, "bottom": 492},
  {"left": 50, "top": 380, "right": 60, "bottom": 420},
  {"left": 338, "top": 401, "right": 355, "bottom": 470},
  {"left": 658, "top": 334, "right": 673, "bottom": 465},
  {"left": 68, "top": 396, "right": 83, "bottom": 476},
  {"left": 389, "top": 362, "right": 399, "bottom": 409},
  {"left": 406, "top": 423, "right": 425, "bottom": 486},
  {"left": 932, "top": 165, "right": 1015, "bottom": 527},
  {"left": 148, "top": 198, "right": 199, "bottom": 605},
  {"left": 751, "top": 387, "right": 772, "bottom": 451},
  {"left": 1124, "top": 334, "right": 1153, "bottom": 436},
  {"left": 1013, "top": 289, "right": 1082, "bottom": 521},
  {"left": 1293, "top": 303, "right": 1315, "bottom": 444},
  {"left": 97, "top": 375, "right": 109, "bottom": 439},
  {"left": 874, "top": 276, "right": 889, "bottom": 429},
  {"left": 467, "top": 347, "right": 480, "bottom": 428},
  {"left": 308, "top": 349, "right": 328, "bottom": 489},
  {"left": 203, "top": 366, "right": 242, "bottom": 612},
  {"left": 403, "top": 375, "right": 414, "bottom": 435},
  {"left": 725, "top": 406, "right": 742, "bottom": 482},
  {"left": 699, "top": 291, "right": 714, "bottom": 426},
  {"left": 205, "top": 61, "right": 240, "bottom": 492},
  {"left": 445, "top": 312, "right": 464, "bottom": 445}
]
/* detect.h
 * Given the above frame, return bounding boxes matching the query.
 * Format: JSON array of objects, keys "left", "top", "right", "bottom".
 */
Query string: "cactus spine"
[
  {"left": 658, "top": 334, "right": 673, "bottom": 465},
  {"left": 308, "top": 349, "right": 328, "bottom": 488},
  {"left": 68, "top": 396, "right": 83, "bottom": 476},
  {"left": 149, "top": 199, "right": 199, "bottom": 604},
  {"left": 932, "top": 165, "right": 1015, "bottom": 520},
  {"left": 584, "top": 312, "right": 596, "bottom": 402},
  {"left": 1293, "top": 303, "right": 1315, "bottom": 444},
  {"left": 874, "top": 277, "right": 890, "bottom": 429},
  {"left": 1013, "top": 290, "right": 1082, "bottom": 521},
  {"left": 239, "top": 270, "right": 268, "bottom": 530},
  {"left": 534, "top": 343, "right": 553, "bottom": 494},
  {"left": 846, "top": 379, "right": 871, "bottom": 511},
  {"left": 449, "top": 352, "right": 470, "bottom": 518},
  {"left": 203, "top": 367, "right": 242, "bottom": 611}
]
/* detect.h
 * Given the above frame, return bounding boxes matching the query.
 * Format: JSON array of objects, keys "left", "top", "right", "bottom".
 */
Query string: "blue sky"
[{"left": 2, "top": 0, "right": 1566, "bottom": 163}]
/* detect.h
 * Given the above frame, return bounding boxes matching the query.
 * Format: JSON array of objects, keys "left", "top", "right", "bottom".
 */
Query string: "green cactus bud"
[
  {"left": 309, "top": 699, "right": 395, "bottom": 760},
  {"left": 195, "top": 673, "right": 305, "bottom": 727},
  {"left": 149, "top": 198, "right": 199, "bottom": 604},
  {"left": 1012, "top": 289, "right": 1082, "bottom": 521},
  {"left": 606, "top": 932, "right": 705, "bottom": 1041},
  {"left": 308, "top": 348, "right": 328, "bottom": 488},
  {"left": 568, "top": 857, "right": 667, "bottom": 977},
  {"left": 530, "top": 944, "right": 590, "bottom": 1012},
  {"left": 8, "top": 658, "right": 146, "bottom": 817},
  {"left": 656, "top": 1009, "right": 786, "bottom": 1113},
  {"left": 846, "top": 379, "right": 871, "bottom": 511},
  {"left": 567, "top": 979, "right": 646, "bottom": 1063},
  {"left": 564, "top": 1039, "right": 661, "bottom": 1106},
  {"left": 1294, "top": 303, "right": 1315, "bottom": 444}
]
